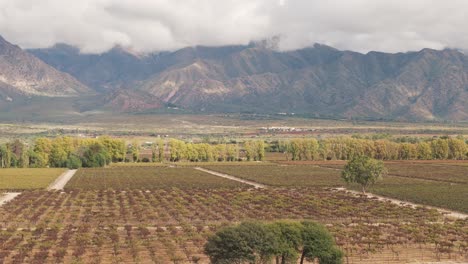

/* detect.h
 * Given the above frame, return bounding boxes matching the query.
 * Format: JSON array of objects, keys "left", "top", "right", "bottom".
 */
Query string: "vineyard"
[
  {"left": 0, "top": 168, "right": 66, "bottom": 190},
  {"left": 0, "top": 161, "right": 467, "bottom": 263},
  {"left": 65, "top": 167, "right": 247, "bottom": 190},
  {"left": 0, "top": 188, "right": 467, "bottom": 263},
  {"left": 202, "top": 165, "right": 344, "bottom": 187},
  {"left": 272, "top": 161, "right": 468, "bottom": 214}
]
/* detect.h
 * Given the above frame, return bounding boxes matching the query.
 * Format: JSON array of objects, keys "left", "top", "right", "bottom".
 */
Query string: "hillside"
[
  {"left": 0, "top": 36, "right": 91, "bottom": 101},
  {"left": 25, "top": 40, "right": 468, "bottom": 121}
]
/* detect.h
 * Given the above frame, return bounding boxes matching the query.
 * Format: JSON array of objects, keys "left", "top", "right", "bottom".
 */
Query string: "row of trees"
[
  {"left": 0, "top": 137, "right": 126, "bottom": 169},
  {"left": 0, "top": 137, "right": 267, "bottom": 168},
  {"left": 274, "top": 137, "right": 467, "bottom": 161},
  {"left": 205, "top": 221, "right": 343, "bottom": 264}
]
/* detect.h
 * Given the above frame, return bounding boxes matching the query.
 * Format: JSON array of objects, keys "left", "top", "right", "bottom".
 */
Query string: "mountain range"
[{"left": 1, "top": 34, "right": 467, "bottom": 121}]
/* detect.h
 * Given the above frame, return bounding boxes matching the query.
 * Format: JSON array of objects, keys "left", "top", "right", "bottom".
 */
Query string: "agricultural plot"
[
  {"left": 361, "top": 176, "right": 468, "bottom": 213},
  {"left": 0, "top": 168, "right": 66, "bottom": 190},
  {"left": 384, "top": 162, "right": 468, "bottom": 184},
  {"left": 202, "top": 165, "right": 343, "bottom": 187},
  {"left": 0, "top": 188, "right": 466, "bottom": 263},
  {"left": 205, "top": 162, "right": 468, "bottom": 213},
  {"left": 336, "top": 162, "right": 468, "bottom": 213},
  {"left": 109, "top": 161, "right": 274, "bottom": 168},
  {"left": 65, "top": 167, "right": 247, "bottom": 190}
]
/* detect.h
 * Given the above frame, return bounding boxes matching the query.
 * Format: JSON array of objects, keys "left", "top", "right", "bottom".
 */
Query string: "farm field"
[
  {"left": 0, "top": 188, "right": 466, "bottom": 263},
  {"left": 0, "top": 168, "right": 66, "bottom": 190},
  {"left": 65, "top": 167, "right": 247, "bottom": 190},
  {"left": 110, "top": 161, "right": 274, "bottom": 168},
  {"left": 274, "top": 160, "right": 468, "bottom": 213},
  {"left": 202, "top": 165, "right": 344, "bottom": 187},
  {"left": 310, "top": 161, "right": 468, "bottom": 213},
  {"left": 335, "top": 161, "right": 468, "bottom": 213},
  {"left": 361, "top": 175, "right": 468, "bottom": 213},
  {"left": 203, "top": 161, "right": 468, "bottom": 213}
]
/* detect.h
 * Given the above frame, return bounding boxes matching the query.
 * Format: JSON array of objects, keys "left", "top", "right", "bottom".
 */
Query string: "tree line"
[
  {"left": 0, "top": 137, "right": 266, "bottom": 169},
  {"left": 272, "top": 137, "right": 467, "bottom": 161},
  {"left": 1, "top": 135, "right": 465, "bottom": 169}
]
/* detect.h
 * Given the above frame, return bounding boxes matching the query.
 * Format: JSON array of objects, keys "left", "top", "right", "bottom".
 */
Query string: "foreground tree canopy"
[
  {"left": 204, "top": 221, "right": 343, "bottom": 264},
  {"left": 341, "top": 155, "right": 387, "bottom": 193}
]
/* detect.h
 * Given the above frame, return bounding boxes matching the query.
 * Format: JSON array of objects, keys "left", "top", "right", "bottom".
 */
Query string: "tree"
[
  {"left": 205, "top": 221, "right": 342, "bottom": 264},
  {"left": 80, "top": 142, "right": 111, "bottom": 167},
  {"left": 157, "top": 138, "right": 165, "bottom": 162},
  {"left": 204, "top": 222, "right": 275, "bottom": 264},
  {"left": 0, "top": 144, "right": 13, "bottom": 168},
  {"left": 268, "top": 221, "right": 303, "bottom": 264},
  {"left": 128, "top": 140, "right": 140, "bottom": 162},
  {"left": 300, "top": 221, "right": 343, "bottom": 264},
  {"left": 341, "top": 155, "right": 387, "bottom": 193}
]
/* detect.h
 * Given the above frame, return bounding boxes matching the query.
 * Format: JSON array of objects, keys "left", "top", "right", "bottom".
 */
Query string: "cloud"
[{"left": 0, "top": 0, "right": 467, "bottom": 53}]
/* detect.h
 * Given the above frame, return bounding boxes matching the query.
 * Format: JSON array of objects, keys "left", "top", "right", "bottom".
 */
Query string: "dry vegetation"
[
  {"left": 202, "top": 165, "right": 344, "bottom": 187},
  {"left": 0, "top": 188, "right": 466, "bottom": 263},
  {"left": 0, "top": 158, "right": 467, "bottom": 263},
  {"left": 0, "top": 168, "right": 65, "bottom": 190},
  {"left": 65, "top": 167, "right": 247, "bottom": 190}
]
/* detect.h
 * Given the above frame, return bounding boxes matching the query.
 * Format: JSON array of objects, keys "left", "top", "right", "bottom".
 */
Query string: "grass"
[
  {"left": 202, "top": 165, "right": 343, "bottom": 187},
  {"left": 65, "top": 167, "right": 247, "bottom": 190},
  {"left": 0, "top": 168, "right": 66, "bottom": 190}
]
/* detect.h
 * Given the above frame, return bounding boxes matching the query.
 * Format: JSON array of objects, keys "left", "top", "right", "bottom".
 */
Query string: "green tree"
[
  {"left": 66, "top": 154, "right": 82, "bottom": 169},
  {"left": 205, "top": 221, "right": 341, "bottom": 264},
  {"left": 128, "top": 140, "right": 140, "bottom": 162},
  {"left": 204, "top": 222, "right": 275, "bottom": 264},
  {"left": 157, "top": 138, "right": 165, "bottom": 162},
  {"left": 256, "top": 140, "right": 265, "bottom": 161},
  {"left": 300, "top": 221, "right": 343, "bottom": 264},
  {"left": 416, "top": 141, "right": 432, "bottom": 160},
  {"left": 80, "top": 142, "right": 111, "bottom": 167},
  {"left": 244, "top": 140, "right": 256, "bottom": 161},
  {"left": 268, "top": 221, "right": 303, "bottom": 264},
  {"left": 431, "top": 138, "right": 449, "bottom": 159},
  {"left": 169, "top": 139, "right": 186, "bottom": 162},
  {"left": 0, "top": 144, "right": 13, "bottom": 168},
  {"left": 341, "top": 155, "right": 387, "bottom": 193}
]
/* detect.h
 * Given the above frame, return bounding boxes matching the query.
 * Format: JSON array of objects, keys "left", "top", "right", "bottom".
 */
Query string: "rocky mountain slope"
[
  {"left": 0, "top": 36, "right": 91, "bottom": 101},
  {"left": 24, "top": 39, "right": 468, "bottom": 121}
]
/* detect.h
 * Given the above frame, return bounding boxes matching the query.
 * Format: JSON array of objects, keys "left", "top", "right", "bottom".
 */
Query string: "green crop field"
[
  {"left": 203, "top": 165, "right": 343, "bottom": 187},
  {"left": 65, "top": 167, "right": 247, "bottom": 190},
  {"left": 0, "top": 168, "right": 66, "bottom": 190}
]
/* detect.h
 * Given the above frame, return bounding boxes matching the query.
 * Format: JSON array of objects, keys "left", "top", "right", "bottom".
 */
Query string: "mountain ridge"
[
  {"left": 5, "top": 37, "right": 467, "bottom": 121},
  {"left": 0, "top": 36, "right": 91, "bottom": 99}
]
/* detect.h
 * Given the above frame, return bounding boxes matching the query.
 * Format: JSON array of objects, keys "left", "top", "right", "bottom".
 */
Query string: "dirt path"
[
  {"left": 0, "top": 192, "right": 21, "bottom": 207},
  {"left": 194, "top": 167, "right": 266, "bottom": 189},
  {"left": 333, "top": 187, "right": 468, "bottom": 220},
  {"left": 47, "top": 169, "right": 77, "bottom": 190}
]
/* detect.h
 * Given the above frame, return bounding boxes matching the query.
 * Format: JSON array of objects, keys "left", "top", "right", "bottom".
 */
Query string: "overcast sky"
[{"left": 1, "top": 0, "right": 467, "bottom": 54}]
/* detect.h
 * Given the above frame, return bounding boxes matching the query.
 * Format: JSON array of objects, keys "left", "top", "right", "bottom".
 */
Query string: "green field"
[
  {"left": 312, "top": 161, "right": 468, "bottom": 213},
  {"left": 203, "top": 165, "right": 344, "bottom": 187},
  {"left": 0, "top": 168, "right": 65, "bottom": 190},
  {"left": 65, "top": 167, "right": 247, "bottom": 190}
]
